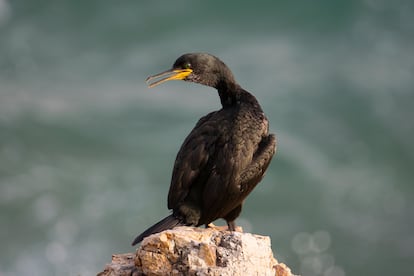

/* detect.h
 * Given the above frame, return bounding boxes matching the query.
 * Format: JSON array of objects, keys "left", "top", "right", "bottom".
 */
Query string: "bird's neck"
[
  {"left": 217, "top": 83, "right": 260, "bottom": 109},
  {"left": 217, "top": 82, "right": 240, "bottom": 107}
]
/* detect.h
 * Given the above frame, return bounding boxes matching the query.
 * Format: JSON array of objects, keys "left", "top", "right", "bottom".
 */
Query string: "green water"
[{"left": 1, "top": 1, "right": 413, "bottom": 275}]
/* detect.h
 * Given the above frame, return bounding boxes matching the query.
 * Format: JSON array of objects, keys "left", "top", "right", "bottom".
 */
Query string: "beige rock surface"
[{"left": 98, "top": 227, "right": 297, "bottom": 276}]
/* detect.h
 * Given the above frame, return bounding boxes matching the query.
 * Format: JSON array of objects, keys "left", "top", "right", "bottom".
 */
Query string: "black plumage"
[{"left": 132, "top": 53, "right": 276, "bottom": 245}]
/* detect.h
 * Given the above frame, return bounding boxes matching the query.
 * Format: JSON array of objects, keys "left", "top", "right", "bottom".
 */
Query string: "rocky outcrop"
[{"left": 98, "top": 227, "right": 296, "bottom": 276}]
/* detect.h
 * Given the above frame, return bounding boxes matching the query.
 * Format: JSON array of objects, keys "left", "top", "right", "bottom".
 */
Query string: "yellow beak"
[{"left": 146, "top": 68, "right": 193, "bottom": 88}]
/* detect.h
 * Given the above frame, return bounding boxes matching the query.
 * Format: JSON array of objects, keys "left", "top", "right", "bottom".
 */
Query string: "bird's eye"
[{"left": 183, "top": 63, "right": 192, "bottom": 69}]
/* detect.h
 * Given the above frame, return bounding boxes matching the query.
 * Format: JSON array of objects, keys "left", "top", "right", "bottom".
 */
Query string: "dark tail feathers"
[{"left": 131, "top": 215, "right": 184, "bottom": 246}]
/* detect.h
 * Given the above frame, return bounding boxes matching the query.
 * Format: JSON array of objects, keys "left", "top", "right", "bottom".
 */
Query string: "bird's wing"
[
  {"left": 239, "top": 133, "right": 277, "bottom": 196},
  {"left": 167, "top": 113, "right": 218, "bottom": 210}
]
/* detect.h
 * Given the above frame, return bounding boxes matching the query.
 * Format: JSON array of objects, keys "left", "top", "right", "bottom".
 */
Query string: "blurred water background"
[{"left": 1, "top": 0, "right": 413, "bottom": 275}]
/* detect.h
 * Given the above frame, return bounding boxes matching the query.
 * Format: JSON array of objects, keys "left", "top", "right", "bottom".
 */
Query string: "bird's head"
[{"left": 146, "top": 53, "right": 236, "bottom": 89}]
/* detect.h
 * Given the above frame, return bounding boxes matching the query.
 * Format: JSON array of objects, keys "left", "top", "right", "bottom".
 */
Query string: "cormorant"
[{"left": 132, "top": 53, "right": 276, "bottom": 246}]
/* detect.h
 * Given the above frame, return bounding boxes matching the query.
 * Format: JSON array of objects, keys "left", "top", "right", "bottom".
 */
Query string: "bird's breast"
[{"left": 214, "top": 111, "right": 267, "bottom": 169}]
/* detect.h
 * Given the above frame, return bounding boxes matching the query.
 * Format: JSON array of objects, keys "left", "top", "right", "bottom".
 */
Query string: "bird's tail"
[{"left": 131, "top": 214, "right": 185, "bottom": 246}]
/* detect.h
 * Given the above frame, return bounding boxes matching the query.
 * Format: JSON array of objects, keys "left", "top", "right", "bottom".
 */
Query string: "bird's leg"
[
  {"left": 227, "top": 220, "right": 236, "bottom": 231},
  {"left": 224, "top": 205, "right": 243, "bottom": 232}
]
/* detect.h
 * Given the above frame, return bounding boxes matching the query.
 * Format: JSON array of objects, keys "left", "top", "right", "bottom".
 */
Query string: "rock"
[
  {"left": 97, "top": 253, "right": 139, "bottom": 276},
  {"left": 98, "top": 227, "right": 297, "bottom": 276}
]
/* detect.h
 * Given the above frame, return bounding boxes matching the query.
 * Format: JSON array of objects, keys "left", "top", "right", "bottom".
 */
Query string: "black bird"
[{"left": 132, "top": 53, "right": 276, "bottom": 245}]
